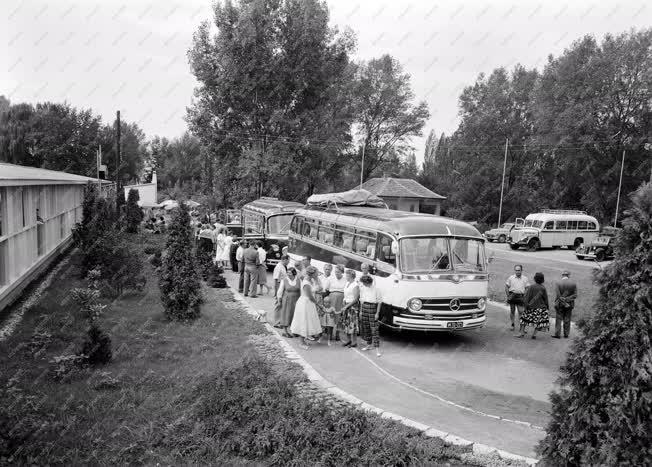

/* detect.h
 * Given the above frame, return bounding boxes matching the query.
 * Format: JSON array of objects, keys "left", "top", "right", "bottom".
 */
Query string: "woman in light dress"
[
  {"left": 277, "top": 267, "right": 301, "bottom": 337},
  {"left": 214, "top": 228, "right": 226, "bottom": 267},
  {"left": 219, "top": 230, "right": 233, "bottom": 269},
  {"left": 328, "top": 264, "right": 347, "bottom": 341},
  {"left": 290, "top": 266, "right": 323, "bottom": 349}
]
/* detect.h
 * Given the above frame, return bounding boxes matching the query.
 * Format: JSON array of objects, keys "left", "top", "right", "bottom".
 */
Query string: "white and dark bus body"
[
  {"left": 241, "top": 197, "right": 303, "bottom": 267},
  {"left": 288, "top": 205, "right": 488, "bottom": 332}
]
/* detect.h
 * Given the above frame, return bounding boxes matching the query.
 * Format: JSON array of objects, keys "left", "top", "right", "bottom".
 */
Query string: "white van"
[{"left": 508, "top": 210, "right": 600, "bottom": 251}]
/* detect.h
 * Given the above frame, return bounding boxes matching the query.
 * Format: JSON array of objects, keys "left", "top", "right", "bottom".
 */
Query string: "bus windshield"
[
  {"left": 399, "top": 237, "right": 486, "bottom": 274},
  {"left": 267, "top": 214, "right": 294, "bottom": 235}
]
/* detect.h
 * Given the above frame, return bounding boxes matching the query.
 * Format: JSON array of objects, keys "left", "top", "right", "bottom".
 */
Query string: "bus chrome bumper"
[{"left": 383, "top": 315, "right": 486, "bottom": 332}]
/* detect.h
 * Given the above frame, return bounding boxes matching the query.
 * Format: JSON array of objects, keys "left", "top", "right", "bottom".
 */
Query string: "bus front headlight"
[
  {"left": 408, "top": 298, "right": 422, "bottom": 312},
  {"left": 477, "top": 298, "right": 486, "bottom": 311}
]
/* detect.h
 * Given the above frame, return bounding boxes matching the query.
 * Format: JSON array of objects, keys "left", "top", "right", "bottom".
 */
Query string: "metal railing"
[{"left": 540, "top": 209, "right": 587, "bottom": 215}]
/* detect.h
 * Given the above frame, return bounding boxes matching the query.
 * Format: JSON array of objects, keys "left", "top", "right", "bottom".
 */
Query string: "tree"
[
  {"left": 125, "top": 188, "right": 144, "bottom": 233},
  {"left": 159, "top": 203, "right": 202, "bottom": 320},
  {"left": 187, "top": 0, "right": 355, "bottom": 200},
  {"left": 538, "top": 182, "right": 652, "bottom": 465},
  {"left": 352, "top": 54, "right": 430, "bottom": 181}
]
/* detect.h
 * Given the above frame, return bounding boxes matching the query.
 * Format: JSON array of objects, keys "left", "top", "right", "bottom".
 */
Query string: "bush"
[
  {"left": 159, "top": 203, "right": 202, "bottom": 320},
  {"left": 206, "top": 263, "right": 227, "bottom": 288},
  {"left": 124, "top": 188, "right": 144, "bottom": 233},
  {"left": 538, "top": 183, "right": 652, "bottom": 466},
  {"left": 187, "top": 356, "right": 461, "bottom": 465},
  {"left": 81, "top": 326, "right": 112, "bottom": 365},
  {"left": 144, "top": 245, "right": 161, "bottom": 255}
]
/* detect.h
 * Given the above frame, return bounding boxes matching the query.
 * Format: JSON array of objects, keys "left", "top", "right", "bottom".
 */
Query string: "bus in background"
[
  {"left": 242, "top": 197, "right": 303, "bottom": 267},
  {"left": 287, "top": 190, "right": 488, "bottom": 332},
  {"left": 509, "top": 210, "right": 600, "bottom": 251}
]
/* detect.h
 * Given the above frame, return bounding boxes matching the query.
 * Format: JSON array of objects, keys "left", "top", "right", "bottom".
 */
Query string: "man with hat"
[{"left": 552, "top": 270, "right": 578, "bottom": 339}]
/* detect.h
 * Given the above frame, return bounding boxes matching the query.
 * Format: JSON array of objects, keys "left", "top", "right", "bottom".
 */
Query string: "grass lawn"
[
  {"left": 0, "top": 232, "right": 505, "bottom": 466},
  {"left": 487, "top": 255, "right": 600, "bottom": 323}
]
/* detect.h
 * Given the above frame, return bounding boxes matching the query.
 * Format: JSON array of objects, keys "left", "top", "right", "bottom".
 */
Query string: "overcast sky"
[{"left": 1, "top": 0, "right": 649, "bottom": 164}]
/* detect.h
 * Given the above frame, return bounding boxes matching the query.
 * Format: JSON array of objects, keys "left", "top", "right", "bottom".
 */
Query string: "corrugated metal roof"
[
  {"left": 0, "top": 162, "right": 107, "bottom": 186},
  {"left": 360, "top": 177, "right": 446, "bottom": 200}
]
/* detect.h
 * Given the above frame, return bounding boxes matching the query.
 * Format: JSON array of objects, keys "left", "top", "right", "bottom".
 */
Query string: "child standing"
[{"left": 318, "top": 296, "right": 338, "bottom": 346}]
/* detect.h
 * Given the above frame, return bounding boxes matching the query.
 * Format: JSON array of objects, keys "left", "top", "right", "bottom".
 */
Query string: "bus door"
[{"left": 374, "top": 233, "right": 399, "bottom": 322}]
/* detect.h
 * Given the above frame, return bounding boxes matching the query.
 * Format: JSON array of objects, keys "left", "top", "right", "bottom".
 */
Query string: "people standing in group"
[
  {"left": 298, "top": 256, "right": 311, "bottom": 280},
  {"left": 340, "top": 269, "right": 360, "bottom": 348},
  {"left": 269, "top": 255, "right": 289, "bottom": 327},
  {"left": 277, "top": 267, "right": 301, "bottom": 337},
  {"left": 256, "top": 241, "right": 270, "bottom": 295},
  {"left": 236, "top": 240, "right": 246, "bottom": 293},
  {"left": 290, "top": 266, "right": 323, "bottom": 349},
  {"left": 358, "top": 275, "right": 382, "bottom": 356},
  {"left": 517, "top": 272, "right": 549, "bottom": 339},
  {"left": 553, "top": 271, "right": 577, "bottom": 339},
  {"left": 243, "top": 241, "right": 260, "bottom": 298},
  {"left": 327, "top": 264, "right": 346, "bottom": 341},
  {"left": 505, "top": 265, "right": 530, "bottom": 331}
]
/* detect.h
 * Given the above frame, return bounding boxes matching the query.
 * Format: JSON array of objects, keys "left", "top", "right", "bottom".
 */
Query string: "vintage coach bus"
[
  {"left": 288, "top": 202, "right": 489, "bottom": 332},
  {"left": 241, "top": 197, "right": 303, "bottom": 267}
]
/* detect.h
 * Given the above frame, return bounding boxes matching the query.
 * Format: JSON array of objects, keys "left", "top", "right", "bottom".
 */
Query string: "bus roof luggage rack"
[
  {"left": 306, "top": 189, "right": 388, "bottom": 209},
  {"left": 541, "top": 209, "right": 587, "bottom": 215}
]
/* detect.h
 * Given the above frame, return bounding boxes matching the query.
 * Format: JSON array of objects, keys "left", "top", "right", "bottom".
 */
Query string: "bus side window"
[
  {"left": 578, "top": 221, "right": 587, "bottom": 230},
  {"left": 309, "top": 222, "right": 319, "bottom": 239},
  {"left": 302, "top": 220, "right": 311, "bottom": 237},
  {"left": 376, "top": 234, "right": 396, "bottom": 266},
  {"left": 568, "top": 221, "right": 578, "bottom": 230},
  {"left": 290, "top": 217, "right": 299, "bottom": 233},
  {"left": 556, "top": 220, "right": 567, "bottom": 230},
  {"left": 544, "top": 221, "right": 554, "bottom": 230},
  {"left": 341, "top": 233, "right": 353, "bottom": 251},
  {"left": 588, "top": 222, "right": 597, "bottom": 230}
]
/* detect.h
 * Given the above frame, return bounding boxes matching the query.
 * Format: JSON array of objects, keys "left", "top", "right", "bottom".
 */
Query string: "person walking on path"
[
  {"left": 236, "top": 240, "right": 246, "bottom": 293},
  {"left": 505, "top": 265, "right": 530, "bottom": 331},
  {"left": 256, "top": 241, "right": 270, "bottom": 295},
  {"left": 243, "top": 241, "right": 260, "bottom": 298},
  {"left": 290, "top": 266, "right": 323, "bottom": 349},
  {"left": 277, "top": 267, "right": 301, "bottom": 337},
  {"left": 359, "top": 274, "right": 382, "bottom": 356},
  {"left": 219, "top": 229, "right": 233, "bottom": 269},
  {"left": 340, "top": 269, "right": 360, "bottom": 348},
  {"left": 517, "top": 272, "right": 550, "bottom": 339},
  {"left": 269, "top": 255, "right": 289, "bottom": 327},
  {"left": 552, "top": 270, "right": 577, "bottom": 339}
]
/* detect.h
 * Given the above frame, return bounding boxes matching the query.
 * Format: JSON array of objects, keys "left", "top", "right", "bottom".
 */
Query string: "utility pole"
[
  {"left": 96, "top": 145, "right": 102, "bottom": 190},
  {"left": 116, "top": 110, "right": 121, "bottom": 190},
  {"left": 497, "top": 138, "right": 509, "bottom": 227},
  {"left": 359, "top": 141, "right": 366, "bottom": 189},
  {"left": 614, "top": 149, "right": 625, "bottom": 227}
]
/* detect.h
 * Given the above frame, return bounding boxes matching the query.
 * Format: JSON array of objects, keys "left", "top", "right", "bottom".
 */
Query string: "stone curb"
[
  {"left": 488, "top": 299, "right": 577, "bottom": 330},
  {"left": 231, "top": 288, "right": 539, "bottom": 466}
]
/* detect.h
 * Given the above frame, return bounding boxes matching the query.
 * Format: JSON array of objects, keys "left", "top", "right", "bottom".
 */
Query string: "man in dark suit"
[{"left": 553, "top": 270, "right": 578, "bottom": 338}]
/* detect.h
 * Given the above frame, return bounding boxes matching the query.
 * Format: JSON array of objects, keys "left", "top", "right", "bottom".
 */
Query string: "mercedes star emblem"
[{"left": 449, "top": 298, "right": 461, "bottom": 311}]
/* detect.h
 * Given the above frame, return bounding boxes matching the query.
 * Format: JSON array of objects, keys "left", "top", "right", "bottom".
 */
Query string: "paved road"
[
  {"left": 485, "top": 242, "right": 612, "bottom": 270},
  {"left": 225, "top": 269, "right": 575, "bottom": 458}
]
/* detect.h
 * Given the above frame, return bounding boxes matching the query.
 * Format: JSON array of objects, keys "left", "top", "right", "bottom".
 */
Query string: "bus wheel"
[
  {"left": 509, "top": 243, "right": 520, "bottom": 250},
  {"left": 527, "top": 239, "right": 540, "bottom": 252}
]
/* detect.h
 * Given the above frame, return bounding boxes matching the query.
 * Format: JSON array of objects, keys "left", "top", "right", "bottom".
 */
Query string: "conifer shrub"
[
  {"left": 206, "top": 263, "right": 227, "bottom": 288},
  {"left": 124, "top": 188, "right": 144, "bottom": 233},
  {"left": 159, "top": 203, "right": 202, "bottom": 320},
  {"left": 538, "top": 183, "right": 652, "bottom": 466}
]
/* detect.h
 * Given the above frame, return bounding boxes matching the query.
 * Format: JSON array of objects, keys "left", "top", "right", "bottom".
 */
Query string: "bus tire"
[
  {"left": 509, "top": 243, "right": 520, "bottom": 250},
  {"left": 527, "top": 239, "right": 540, "bottom": 252}
]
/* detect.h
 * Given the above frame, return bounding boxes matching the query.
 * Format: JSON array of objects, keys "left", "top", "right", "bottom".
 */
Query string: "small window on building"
[
  {"left": 409, "top": 204, "right": 415, "bottom": 212},
  {"left": 20, "top": 187, "right": 27, "bottom": 227},
  {"left": 60, "top": 213, "right": 66, "bottom": 238}
]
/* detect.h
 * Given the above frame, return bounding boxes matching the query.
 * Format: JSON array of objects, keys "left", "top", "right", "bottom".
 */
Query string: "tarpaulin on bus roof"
[{"left": 306, "top": 189, "right": 387, "bottom": 208}]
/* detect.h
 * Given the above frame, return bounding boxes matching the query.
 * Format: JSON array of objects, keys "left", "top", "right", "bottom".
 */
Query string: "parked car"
[
  {"left": 575, "top": 227, "right": 620, "bottom": 261},
  {"left": 484, "top": 223, "right": 515, "bottom": 243}
]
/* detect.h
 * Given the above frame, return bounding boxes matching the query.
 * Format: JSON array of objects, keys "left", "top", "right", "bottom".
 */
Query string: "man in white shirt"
[
  {"left": 236, "top": 240, "right": 246, "bottom": 293},
  {"left": 504, "top": 264, "right": 530, "bottom": 330},
  {"left": 359, "top": 275, "right": 382, "bottom": 356},
  {"left": 256, "top": 241, "right": 270, "bottom": 295}
]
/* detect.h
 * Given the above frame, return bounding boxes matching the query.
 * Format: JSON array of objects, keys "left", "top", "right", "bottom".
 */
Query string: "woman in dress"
[
  {"left": 277, "top": 267, "right": 300, "bottom": 338},
  {"left": 339, "top": 269, "right": 360, "bottom": 348},
  {"left": 290, "top": 266, "right": 323, "bottom": 349},
  {"left": 328, "top": 264, "right": 346, "bottom": 341},
  {"left": 219, "top": 229, "right": 233, "bottom": 269},
  {"left": 214, "top": 228, "right": 226, "bottom": 266},
  {"left": 517, "top": 272, "right": 550, "bottom": 339}
]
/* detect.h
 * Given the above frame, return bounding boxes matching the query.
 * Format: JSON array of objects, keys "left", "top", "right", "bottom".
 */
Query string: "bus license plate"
[{"left": 446, "top": 321, "right": 463, "bottom": 329}]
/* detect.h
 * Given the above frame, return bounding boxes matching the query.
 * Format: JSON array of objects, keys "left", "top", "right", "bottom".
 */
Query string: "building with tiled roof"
[{"left": 359, "top": 177, "right": 446, "bottom": 215}]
